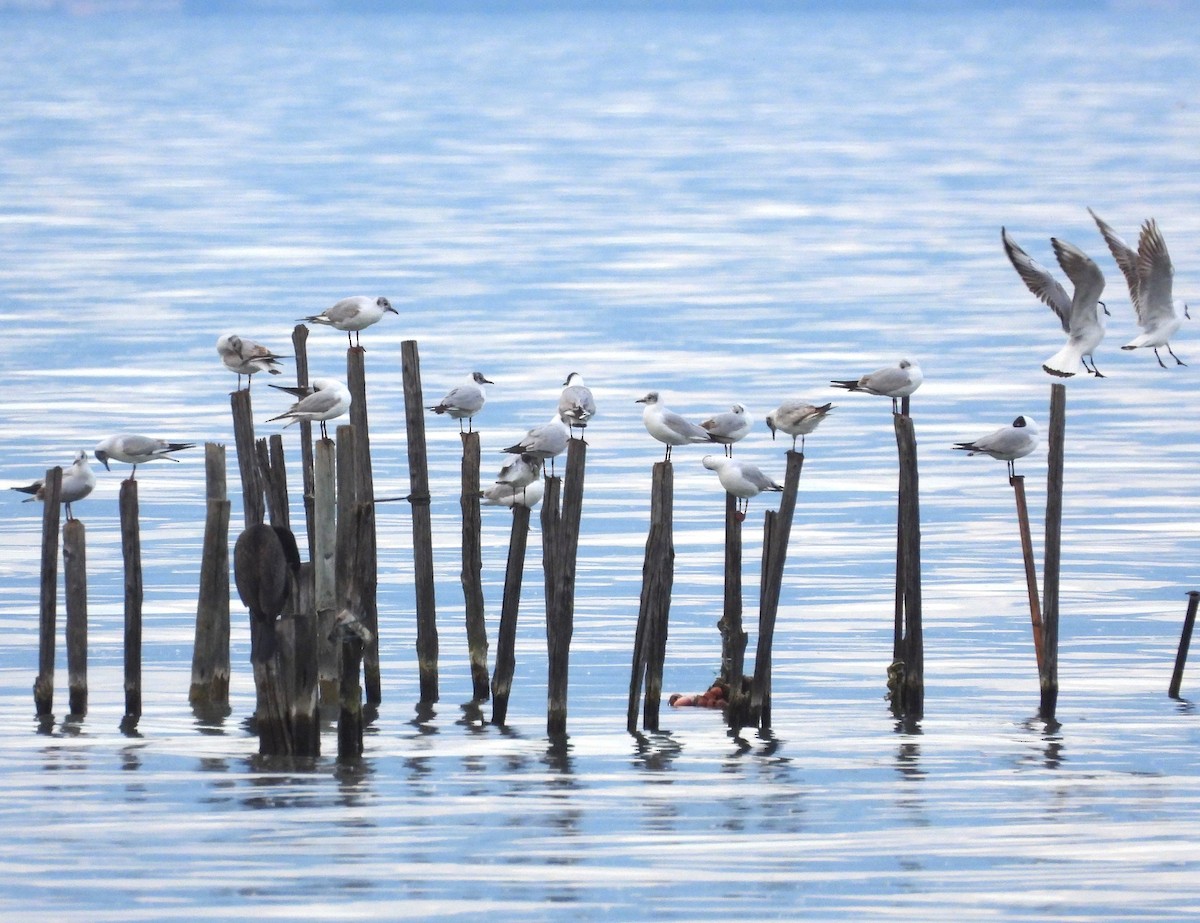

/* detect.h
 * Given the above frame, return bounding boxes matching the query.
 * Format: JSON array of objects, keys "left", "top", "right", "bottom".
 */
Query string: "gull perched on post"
[
  {"left": 267, "top": 378, "right": 351, "bottom": 439},
  {"left": 557, "top": 372, "right": 596, "bottom": 439},
  {"left": 11, "top": 450, "right": 96, "bottom": 520},
  {"left": 428, "top": 371, "right": 493, "bottom": 432},
  {"left": 1088, "top": 208, "right": 1189, "bottom": 368},
  {"left": 301, "top": 296, "right": 398, "bottom": 348},
  {"left": 500, "top": 413, "right": 570, "bottom": 477},
  {"left": 1002, "top": 228, "right": 1108, "bottom": 378},
  {"left": 636, "top": 391, "right": 713, "bottom": 461},
  {"left": 952, "top": 415, "right": 1039, "bottom": 479},
  {"left": 216, "top": 334, "right": 286, "bottom": 390},
  {"left": 831, "top": 359, "right": 923, "bottom": 413},
  {"left": 701, "top": 454, "right": 783, "bottom": 521},
  {"left": 699, "top": 403, "right": 752, "bottom": 457},
  {"left": 765, "top": 400, "right": 833, "bottom": 452},
  {"left": 94, "top": 434, "right": 195, "bottom": 480}
]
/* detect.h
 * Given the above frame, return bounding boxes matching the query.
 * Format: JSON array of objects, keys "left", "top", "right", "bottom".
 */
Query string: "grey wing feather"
[{"left": 1003, "top": 228, "right": 1073, "bottom": 332}]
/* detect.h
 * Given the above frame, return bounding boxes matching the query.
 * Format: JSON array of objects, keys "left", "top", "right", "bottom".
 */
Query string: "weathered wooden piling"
[
  {"left": 335, "top": 424, "right": 359, "bottom": 625},
  {"left": 1040, "top": 383, "right": 1066, "bottom": 721},
  {"left": 891, "top": 410, "right": 924, "bottom": 719},
  {"left": 401, "top": 340, "right": 439, "bottom": 703},
  {"left": 490, "top": 504, "right": 532, "bottom": 726},
  {"left": 190, "top": 444, "right": 231, "bottom": 712},
  {"left": 33, "top": 465, "right": 62, "bottom": 718},
  {"left": 230, "top": 389, "right": 265, "bottom": 528},
  {"left": 546, "top": 439, "right": 586, "bottom": 737},
  {"left": 119, "top": 479, "right": 142, "bottom": 727},
  {"left": 1169, "top": 591, "right": 1200, "bottom": 699},
  {"left": 749, "top": 449, "right": 804, "bottom": 730},
  {"left": 628, "top": 462, "right": 674, "bottom": 734},
  {"left": 290, "top": 563, "right": 319, "bottom": 756},
  {"left": 313, "top": 437, "right": 338, "bottom": 707},
  {"left": 1010, "top": 475, "right": 1044, "bottom": 673},
  {"left": 460, "top": 431, "right": 489, "bottom": 701},
  {"left": 718, "top": 493, "right": 745, "bottom": 710},
  {"left": 257, "top": 434, "right": 290, "bottom": 531},
  {"left": 291, "top": 324, "right": 317, "bottom": 559},
  {"left": 347, "top": 347, "right": 381, "bottom": 706},
  {"left": 63, "top": 518, "right": 87, "bottom": 718}
]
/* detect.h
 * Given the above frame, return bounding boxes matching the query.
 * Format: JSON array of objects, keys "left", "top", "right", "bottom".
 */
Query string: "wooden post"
[
  {"left": 291, "top": 324, "right": 316, "bottom": 560},
  {"left": 34, "top": 466, "right": 62, "bottom": 718},
  {"left": 119, "top": 479, "right": 142, "bottom": 728},
  {"left": 290, "top": 563, "right": 319, "bottom": 756},
  {"left": 63, "top": 519, "right": 87, "bottom": 718},
  {"left": 1169, "top": 591, "right": 1200, "bottom": 699},
  {"left": 1010, "top": 475, "right": 1044, "bottom": 673},
  {"left": 258, "top": 434, "right": 290, "bottom": 531},
  {"left": 719, "top": 493, "right": 745, "bottom": 708},
  {"left": 460, "top": 431, "right": 489, "bottom": 701},
  {"left": 490, "top": 505, "right": 531, "bottom": 726},
  {"left": 892, "top": 411, "right": 924, "bottom": 719},
  {"left": 347, "top": 347, "right": 380, "bottom": 705},
  {"left": 335, "top": 424, "right": 358, "bottom": 627},
  {"left": 338, "top": 627, "right": 365, "bottom": 761},
  {"left": 231, "top": 389, "right": 265, "bottom": 528},
  {"left": 1040, "top": 383, "right": 1065, "bottom": 722},
  {"left": 628, "top": 462, "right": 674, "bottom": 734},
  {"left": 190, "top": 444, "right": 231, "bottom": 712},
  {"left": 401, "top": 340, "right": 439, "bottom": 703},
  {"left": 546, "top": 440, "right": 585, "bottom": 737},
  {"left": 313, "top": 437, "right": 338, "bottom": 708},
  {"left": 749, "top": 449, "right": 804, "bottom": 730}
]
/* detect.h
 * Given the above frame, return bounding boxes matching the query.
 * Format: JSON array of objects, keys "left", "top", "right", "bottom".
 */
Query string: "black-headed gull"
[
  {"left": 301, "top": 296, "right": 398, "bottom": 348},
  {"left": 1089, "top": 208, "right": 1189, "bottom": 368},
  {"left": 266, "top": 377, "right": 351, "bottom": 438},
  {"left": 501, "top": 413, "right": 570, "bottom": 476},
  {"left": 428, "top": 371, "right": 493, "bottom": 433},
  {"left": 11, "top": 450, "right": 97, "bottom": 520},
  {"left": 1002, "top": 228, "right": 1108, "bottom": 378},
  {"left": 765, "top": 400, "right": 833, "bottom": 452},
  {"left": 701, "top": 454, "right": 783, "bottom": 520},
  {"left": 699, "top": 403, "right": 752, "bottom": 457},
  {"left": 483, "top": 454, "right": 545, "bottom": 507},
  {"left": 557, "top": 372, "right": 596, "bottom": 439},
  {"left": 831, "top": 359, "right": 923, "bottom": 413},
  {"left": 952, "top": 415, "right": 1039, "bottom": 479},
  {"left": 94, "top": 434, "right": 196, "bottom": 479},
  {"left": 216, "top": 334, "right": 286, "bottom": 390},
  {"left": 636, "top": 391, "right": 713, "bottom": 461}
]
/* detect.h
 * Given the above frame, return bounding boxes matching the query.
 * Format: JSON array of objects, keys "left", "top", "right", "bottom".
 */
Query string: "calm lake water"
[{"left": 3, "top": 2, "right": 1200, "bottom": 919}]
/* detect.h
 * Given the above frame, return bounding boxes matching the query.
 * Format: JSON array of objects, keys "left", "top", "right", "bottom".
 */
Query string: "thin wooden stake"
[
  {"left": 313, "top": 437, "right": 338, "bottom": 708},
  {"left": 892, "top": 412, "right": 924, "bottom": 719},
  {"left": 460, "top": 431, "right": 489, "bottom": 701},
  {"left": 64, "top": 518, "right": 87, "bottom": 718},
  {"left": 401, "top": 340, "right": 439, "bottom": 703},
  {"left": 490, "top": 504, "right": 531, "bottom": 726},
  {"left": 291, "top": 324, "right": 316, "bottom": 560},
  {"left": 628, "top": 462, "right": 674, "bottom": 734},
  {"left": 1170, "top": 591, "right": 1200, "bottom": 699},
  {"left": 119, "top": 479, "right": 142, "bottom": 726},
  {"left": 547, "top": 439, "right": 586, "bottom": 737},
  {"left": 347, "top": 347, "right": 380, "bottom": 705},
  {"left": 1010, "top": 475, "right": 1044, "bottom": 673},
  {"left": 34, "top": 465, "right": 62, "bottom": 718},
  {"left": 191, "top": 444, "right": 231, "bottom": 713},
  {"left": 231, "top": 389, "right": 265, "bottom": 528},
  {"left": 1040, "top": 383, "right": 1065, "bottom": 722}
]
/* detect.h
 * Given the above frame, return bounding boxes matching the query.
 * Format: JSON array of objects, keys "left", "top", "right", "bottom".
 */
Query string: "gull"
[
  {"left": 11, "top": 450, "right": 96, "bottom": 520},
  {"left": 483, "top": 454, "right": 545, "bottom": 508},
  {"left": 636, "top": 391, "right": 713, "bottom": 461},
  {"left": 831, "top": 359, "right": 923, "bottom": 413},
  {"left": 94, "top": 434, "right": 196, "bottom": 479},
  {"left": 1002, "top": 228, "right": 1108, "bottom": 378},
  {"left": 301, "top": 296, "right": 398, "bottom": 348},
  {"left": 702, "top": 454, "right": 783, "bottom": 520},
  {"left": 1089, "top": 208, "right": 1189, "bottom": 368},
  {"left": 428, "top": 371, "right": 493, "bottom": 432},
  {"left": 266, "top": 377, "right": 351, "bottom": 438},
  {"left": 500, "top": 413, "right": 571, "bottom": 476},
  {"left": 216, "top": 334, "right": 286, "bottom": 390},
  {"left": 765, "top": 400, "right": 833, "bottom": 452},
  {"left": 558, "top": 372, "right": 596, "bottom": 439},
  {"left": 952, "top": 415, "right": 1040, "bottom": 479},
  {"left": 699, "top": 403, "right": 752, "bottom": 457}
]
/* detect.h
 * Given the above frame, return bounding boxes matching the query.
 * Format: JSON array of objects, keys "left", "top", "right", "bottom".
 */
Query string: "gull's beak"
[
  {"left": 1186, "top": 303, "right": 1192, "bottom": 320},
  {"left": 95, "top": 452, "right": 110, "bottom": 471},
  {"left": 1100, "top": 300, "right": 1110, "bottom": 317}
]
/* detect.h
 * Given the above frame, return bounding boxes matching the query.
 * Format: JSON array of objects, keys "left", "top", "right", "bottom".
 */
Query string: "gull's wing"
[
  {"left": 1136, "top": 219, "right": 1176, "bottom": 330},
  {"left": 1051, "top": 237, "right": 1106, "bottom": 333},
  {"left": 1003, "top": 228, "right": 1072, "bottom": 332},
  {"left": 1088, "top": 208, "right": 1140, "bottom": 307}
]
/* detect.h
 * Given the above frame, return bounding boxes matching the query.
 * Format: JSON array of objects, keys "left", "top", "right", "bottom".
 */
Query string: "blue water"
[{"left": 2, "top": 3, "right": 1200, "bottom": 919}]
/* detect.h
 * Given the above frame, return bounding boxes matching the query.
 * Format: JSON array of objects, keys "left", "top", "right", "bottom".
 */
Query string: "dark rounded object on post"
[{"left": 234, "top": 523, "right": 301, "bottom": 664}]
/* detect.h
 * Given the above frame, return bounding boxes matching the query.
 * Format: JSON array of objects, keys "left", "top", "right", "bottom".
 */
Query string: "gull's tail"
[{"left": 1042, "top": 342, "right": 1083, "bottom": 378}]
